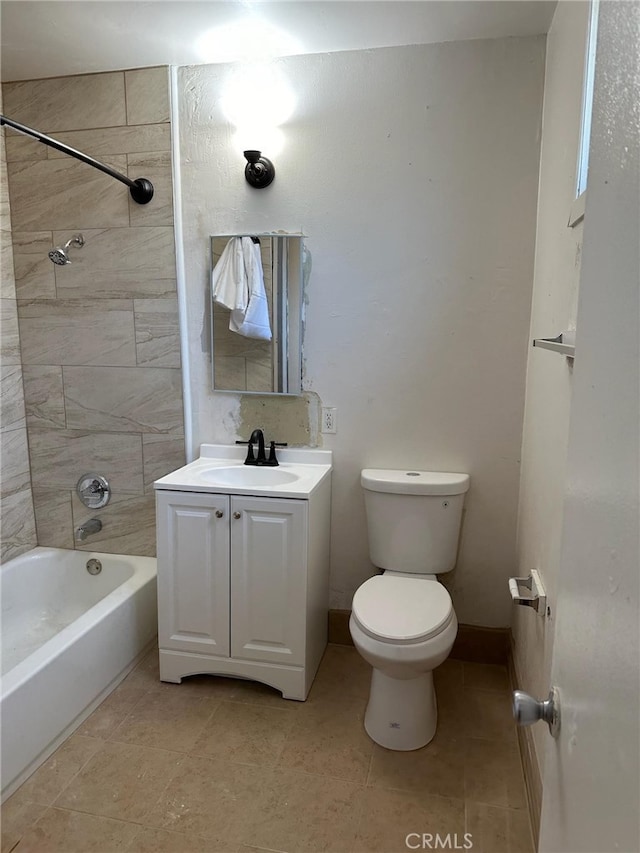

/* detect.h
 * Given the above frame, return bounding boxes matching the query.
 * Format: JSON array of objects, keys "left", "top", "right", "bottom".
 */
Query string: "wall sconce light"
[{"left": 243, "top": 150, "right": 275, "bottom": 189}]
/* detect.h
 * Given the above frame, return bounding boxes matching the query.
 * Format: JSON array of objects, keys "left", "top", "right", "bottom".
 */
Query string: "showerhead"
[{"left": 48, "top": 234, "right": 84, "bottom": 265}]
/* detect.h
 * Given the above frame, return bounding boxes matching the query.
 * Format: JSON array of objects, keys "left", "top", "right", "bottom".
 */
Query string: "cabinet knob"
[
  {"left": 215, "top": 510, "right": 224, "bottom": 518},
  {"left": 233, "top": 511, "right": 242, "bottom": 519}
]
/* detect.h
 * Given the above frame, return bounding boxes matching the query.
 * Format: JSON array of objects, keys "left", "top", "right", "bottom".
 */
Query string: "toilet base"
[{"left": 364, "top": 668, "right": 437, "bottom": 750}]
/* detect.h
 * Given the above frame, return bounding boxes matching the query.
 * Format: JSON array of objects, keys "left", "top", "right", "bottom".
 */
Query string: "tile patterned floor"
[{"left": 1, "top": 645, "right": 534, "bottom": 853}]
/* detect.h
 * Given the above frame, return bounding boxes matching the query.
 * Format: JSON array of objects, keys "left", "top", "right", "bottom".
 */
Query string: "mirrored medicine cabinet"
[{"left": 210, "top": 234, "right": 303, "bottom": 395}]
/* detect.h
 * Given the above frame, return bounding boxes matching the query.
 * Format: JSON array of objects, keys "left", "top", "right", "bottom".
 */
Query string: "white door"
[
  {"left": 156, "top": 491, "right": 231, "bottom": 657},
  {"left": 230, "top": 496, "right": 307, "bottom": 666},
  {"left": 539, "top": 4, "right": 639, "bottom": 851}
]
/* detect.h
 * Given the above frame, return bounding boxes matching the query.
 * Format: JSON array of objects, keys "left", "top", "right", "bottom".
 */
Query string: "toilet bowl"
[{"left": 350, "top": 468, "right": 469, "bottom": 751}]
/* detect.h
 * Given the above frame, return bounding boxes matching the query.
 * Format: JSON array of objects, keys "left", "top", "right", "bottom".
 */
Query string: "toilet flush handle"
[{"left": 512, "top": 687, "right": 560, "bottom": 737}]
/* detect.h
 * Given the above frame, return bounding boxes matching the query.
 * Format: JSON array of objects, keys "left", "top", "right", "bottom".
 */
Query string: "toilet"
[{"left": 349, "top": 468, "right": 470, "bottom": 751}]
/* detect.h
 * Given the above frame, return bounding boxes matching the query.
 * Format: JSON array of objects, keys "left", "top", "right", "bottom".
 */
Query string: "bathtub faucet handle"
[{"left": 76, "top": 518, "right": 102, "bottom": 542}]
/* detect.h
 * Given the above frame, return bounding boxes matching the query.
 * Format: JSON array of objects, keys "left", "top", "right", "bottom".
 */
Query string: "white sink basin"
[
  {"left": 199, "top": 466, "right": 300, "bottom": 487},
  {"left": 154, "top": 444, "right": 332, "bottom": 498}
]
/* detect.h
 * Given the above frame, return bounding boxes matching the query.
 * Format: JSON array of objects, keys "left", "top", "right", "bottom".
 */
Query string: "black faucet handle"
[
  {"left": 235, "top": 439, "right": 256, "bottom": 464},
  {"left": 267, "top": 441, "right": 288, "bottom": 466}
]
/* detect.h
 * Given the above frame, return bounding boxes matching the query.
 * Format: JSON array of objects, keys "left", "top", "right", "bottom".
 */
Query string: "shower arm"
[{"left": 0, "top": 114, "right": 154, "bottom": 204}]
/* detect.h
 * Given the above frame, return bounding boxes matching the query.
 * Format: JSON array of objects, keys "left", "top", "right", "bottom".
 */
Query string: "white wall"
[
  {"left": 176, "top": 37, "right": 545, "bottom": 625},
  {"left": 513, "top": 0, "right": 590, "bottom": 779}
]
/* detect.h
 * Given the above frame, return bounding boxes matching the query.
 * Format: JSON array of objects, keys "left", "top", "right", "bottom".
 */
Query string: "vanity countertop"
[{"left": 154, "top": 444, "right": 332, "bottom": 499}]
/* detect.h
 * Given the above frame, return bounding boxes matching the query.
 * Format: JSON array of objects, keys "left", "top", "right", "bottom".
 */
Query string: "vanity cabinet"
[{"left": 155, "top": 481, "right": 331, "bottom": 700}]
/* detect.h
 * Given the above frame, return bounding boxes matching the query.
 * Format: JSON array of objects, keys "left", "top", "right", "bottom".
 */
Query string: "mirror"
[{"left": 210, "top": 234, "right": 303, "bottom": 395}]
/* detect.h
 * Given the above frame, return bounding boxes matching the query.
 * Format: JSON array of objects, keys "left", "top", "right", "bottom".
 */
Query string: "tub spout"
[{"left": 76, "top": 518, "right": 102, "bottom": 541}]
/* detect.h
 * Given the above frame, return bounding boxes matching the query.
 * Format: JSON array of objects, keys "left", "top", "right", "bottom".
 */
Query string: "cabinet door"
[
  {"left": 156, "top": 491, "right": 230, "bottom": 657},
  {"left": 230, "top": 497, "right": 307, "bottom": 666}
]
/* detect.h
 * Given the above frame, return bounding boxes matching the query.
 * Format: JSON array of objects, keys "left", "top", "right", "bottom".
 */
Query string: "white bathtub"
[{"left": 1, "top": 547, "right": 157, "bottom": 800}]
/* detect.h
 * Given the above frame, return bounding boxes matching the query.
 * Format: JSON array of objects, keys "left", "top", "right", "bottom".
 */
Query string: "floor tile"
[
  {"left": 127, "top": 825, "right": 240, "bottom": 852},
  {"left": 278, "top": 697, "right": 374, "bottom": 783},
  {"left": 5, "top": 643, "right": 533, "bottom": 853},
  {"left": 0, "top": 790, "right": 47, "bottom": 853},
  {"left": 13, "top": 807, "right": 139, "bottom": 852},
  {"left": 193, "top": 700, "right": 295, "bottom": 766},
  {"left": 54, "top": 741, "right": 184, "bottom": 823},
  {"left": 465, "top": 801, "right": 535, "bottom": 853},
  {"left": 464, "top": 737, "right": 528, "bottom": 810},
  {"left": 109, "top": 690, "right": 219, "bottom": 752},
  {"left": 463, "top": 662, "right": 511, "bottom": 693},
  {"left": 249, "top": 768, "right": 363, "bottom": 853},
  {"left": 13, "top": 735, "right": 104, "bottom": 806},
  {"left": 367, "top": 734, "right": 466, "bottom": 799},
  {"left": 354, "top": 786, "right": 466, "bottom": 853},
  {"left": 307, "top": 644, "right": 372, "bottom": 702},
  {"left": 144, "top": 756, "right": 274, "bottom": 843},
  {"left": 76, "top": 684, "right": 149, "bottom": 740}
]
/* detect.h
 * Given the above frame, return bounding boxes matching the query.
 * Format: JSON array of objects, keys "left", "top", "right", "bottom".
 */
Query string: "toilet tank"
[{"left": 361, "top": 469, "right": 470, "bottom": 574}]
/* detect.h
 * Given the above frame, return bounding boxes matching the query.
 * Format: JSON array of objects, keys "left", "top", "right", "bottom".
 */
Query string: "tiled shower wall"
[
  {"left": 0, "top": 89, "right": 38, "bottom": 563},
  {"left": 2, "top": 67, "right": 185, "bottom": 556}
]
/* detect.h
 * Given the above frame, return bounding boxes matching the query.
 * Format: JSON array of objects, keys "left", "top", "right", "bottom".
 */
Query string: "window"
[{"left": 570, "top": 0, "right": 599, "bottom": 226}]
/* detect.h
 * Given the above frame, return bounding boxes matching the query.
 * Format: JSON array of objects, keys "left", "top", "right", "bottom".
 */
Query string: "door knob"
[
  {"left": 233, "top": 511, "right": 242, "bottom": 519},
  {"left": 215, "top": 510, "right": 224, "bottom": 518},
  {"left": 512, "top": 687, "right": 560, "bottom": 737}
]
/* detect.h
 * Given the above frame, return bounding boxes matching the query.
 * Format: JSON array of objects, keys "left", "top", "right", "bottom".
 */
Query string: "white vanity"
[{"left": 154, "top": 444, "right": 332, "bottom": 700}]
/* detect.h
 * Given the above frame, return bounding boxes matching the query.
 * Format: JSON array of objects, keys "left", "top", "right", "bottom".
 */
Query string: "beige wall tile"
[
  {"left": 0, "top": 487, "right": 37, "bottom": 563},
  {"left": 125, "top": 68, "right": 170, "bottom": 125},
  {"left": 18, "top": 298, "right": 136, "bottom": 366},
  {"left": 214, "top": 357, "right": 247, "bottom": 391},
  {"left": 134, "top": 297, "right": 180, "bottom": 367},
  {"left": 8, "top": 157, "right": 130, "bottom": 231},
  {"left": 246, "top": 358, "right": 273, "bottom": 393},
  {"left": 4, "top": 134, "right": 46, "bottom": 162},
  {"left": 0, "top": 427, "right": 31, "bottom": 497},
  {"left": 128, "top": 151, "right": 173, "bottom": 227},
  {"left": 45, "top": 124, "right": 171, "bottom": 159},
  {"left": 72, "top": 491, "right": 157, "bottom": 556},
  {"left": 28, "top": 429, "right": 144, "bottom": 493},
  {"left": 64, "top": 366, "right": 183, "bottom": 434},
  {"left": 12, "top": 232, "right": 56, "bottom": 298},
  {"left": 0, "top": 228, "right": 16, "bottom": 299},
  {"left": 11, "top": 230, "right": 52, "bottom": 252},
  {"left": 0, "top": 365, "right": 27, "bottom": 432},
  {"left": 32, "top": 488, "right": 74, "bottom": 549},
  {"left": 23, "top": 365, "right": 66, "bottom": 429},
  {"left": 3, "top": 73, "right": 126, "bottom": 133},
  {"left": 13, "top": 252, "right": 56, "bottom": 299},
  {"left": 54, "top": 226, "right": 176, "bottom": 299},
  {"left": 142, "top": 434, "right": 185, "bottom": 491},
  {"left": 0, "top": 297, "right": 21, "bottom": 363},
  {"left": 0, "top": 162, "right": 10, "bottom": 232}
]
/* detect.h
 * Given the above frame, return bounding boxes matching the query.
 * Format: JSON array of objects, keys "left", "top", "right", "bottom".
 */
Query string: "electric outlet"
[{"left": 321, "top": 407, "right": 337, "bottom": 434}]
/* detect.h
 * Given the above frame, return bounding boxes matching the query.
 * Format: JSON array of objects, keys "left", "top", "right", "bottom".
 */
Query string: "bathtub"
[{"left": 1, "top": 547, "right": 157, "bottom": 800}]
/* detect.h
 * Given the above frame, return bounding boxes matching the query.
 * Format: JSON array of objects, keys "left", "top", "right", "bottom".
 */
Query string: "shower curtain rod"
[{"left": 0, "top": 114, "right": 154, "bottom": 204}]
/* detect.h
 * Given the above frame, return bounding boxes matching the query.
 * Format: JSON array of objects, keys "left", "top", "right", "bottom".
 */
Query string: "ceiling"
[{"left": 0, "top": 0, "right": 556, "bottom": 82}]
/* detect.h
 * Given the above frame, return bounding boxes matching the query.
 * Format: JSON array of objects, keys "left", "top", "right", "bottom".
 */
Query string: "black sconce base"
[{"left": 244, "top": 150, "right": 276, "bottom": 189}]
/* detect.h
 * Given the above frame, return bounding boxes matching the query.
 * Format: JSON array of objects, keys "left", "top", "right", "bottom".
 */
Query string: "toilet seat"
[{"left": 352, "top": 575, "right": 454, "bottom": 644}]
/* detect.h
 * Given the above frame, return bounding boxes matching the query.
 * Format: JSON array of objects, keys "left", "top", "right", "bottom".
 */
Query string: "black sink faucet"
[{"left": 236, "top": 430, "right": 287, "bottom": 466}]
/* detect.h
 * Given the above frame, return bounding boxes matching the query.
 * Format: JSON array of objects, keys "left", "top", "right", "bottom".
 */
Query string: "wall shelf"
[{"left": 532, "top": 332, "right": 575, "bottom": 358}]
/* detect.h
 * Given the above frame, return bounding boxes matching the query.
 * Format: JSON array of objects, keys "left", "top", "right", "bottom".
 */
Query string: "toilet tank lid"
[{"left": 361, "top": 469, "right": 470, "bottom": 496}]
